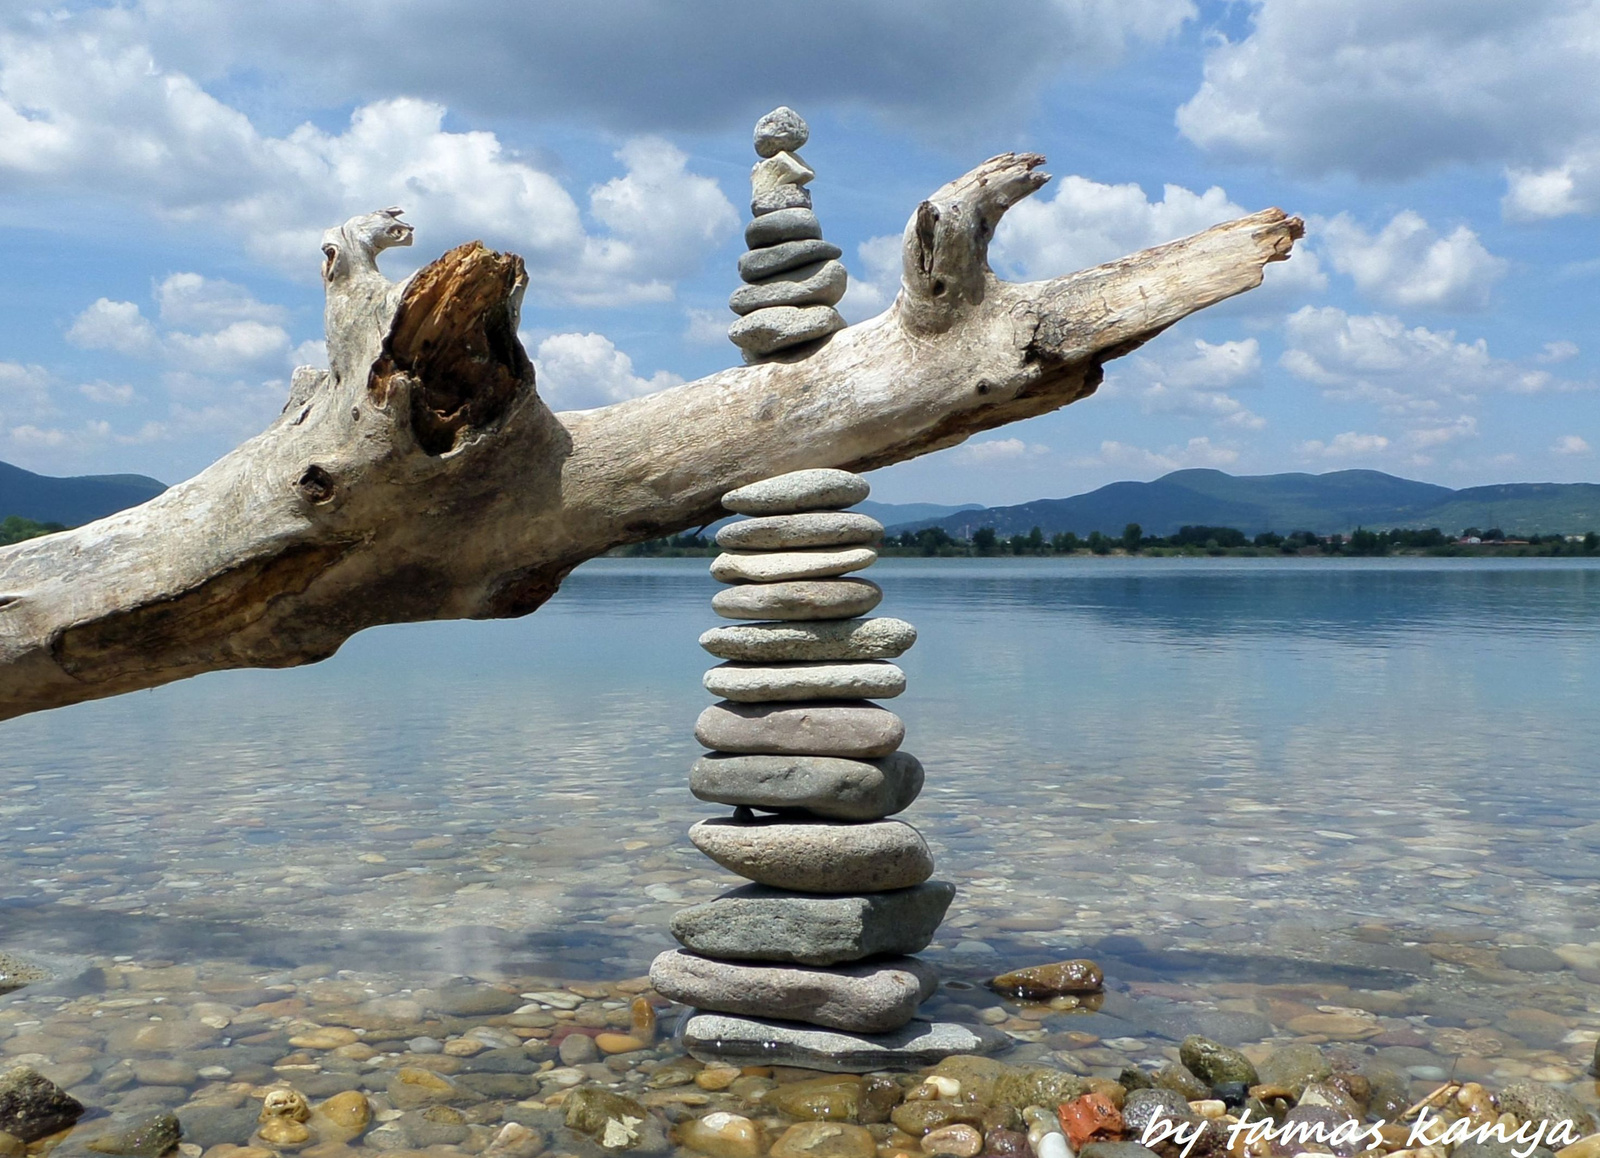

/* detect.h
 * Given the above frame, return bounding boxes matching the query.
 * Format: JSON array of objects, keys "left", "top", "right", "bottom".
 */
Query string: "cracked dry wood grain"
[{"left": 0, "top": 155, "right": 1302, "bottom": 720}]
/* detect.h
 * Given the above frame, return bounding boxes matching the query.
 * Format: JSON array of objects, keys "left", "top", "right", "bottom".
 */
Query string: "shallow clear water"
[{"left": 5, "top": 556, "right": 1600, "bottom": 1085}]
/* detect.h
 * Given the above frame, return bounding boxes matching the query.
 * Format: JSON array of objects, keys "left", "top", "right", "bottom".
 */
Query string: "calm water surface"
[{"left": 5, "top": 556, "right": 1600, "bottom": 1083}]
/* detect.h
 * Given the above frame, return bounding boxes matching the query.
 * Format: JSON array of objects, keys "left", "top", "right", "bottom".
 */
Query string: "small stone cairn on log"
[
  {"left": 727, "top": 108, "right": 849, "bottom": 363},
  {"left": 650, "top": 468, "right": 1006, "bottom": 1071}
]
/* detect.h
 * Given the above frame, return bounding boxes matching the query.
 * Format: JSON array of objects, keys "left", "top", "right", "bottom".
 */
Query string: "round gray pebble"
[{"left": 754, "top": 106, "right": 809, "bottom": 158}]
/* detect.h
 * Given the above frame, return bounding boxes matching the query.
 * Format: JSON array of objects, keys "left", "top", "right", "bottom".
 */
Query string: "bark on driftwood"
[{"left": 0, "top": 155, "right": 1302, "bottom": 721}]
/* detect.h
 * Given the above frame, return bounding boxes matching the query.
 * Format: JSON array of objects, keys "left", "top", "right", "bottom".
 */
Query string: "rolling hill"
[
  {"left": 892, "top": 470, "right": 1600, "bottom": 539},
  {"left": 0, "top": 460, "right": 167, "bottom": 526}
]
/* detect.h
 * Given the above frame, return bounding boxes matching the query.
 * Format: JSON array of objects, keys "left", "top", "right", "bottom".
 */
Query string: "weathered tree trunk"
[{"left": 0, "top": 156, "right": 1301, "bottom": 721}]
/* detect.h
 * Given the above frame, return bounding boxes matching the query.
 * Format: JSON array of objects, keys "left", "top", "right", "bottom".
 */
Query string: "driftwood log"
[{"left": 0, "top": 154, "right": 1301, "bottom": 721}]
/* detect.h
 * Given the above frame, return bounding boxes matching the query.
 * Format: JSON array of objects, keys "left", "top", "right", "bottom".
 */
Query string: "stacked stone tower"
[
  {"left": 651, "top": 469, "right": 1004, "bottom": 1069},
  {"left": 727, "top": 108, "right": 848, "bottom": 363}
]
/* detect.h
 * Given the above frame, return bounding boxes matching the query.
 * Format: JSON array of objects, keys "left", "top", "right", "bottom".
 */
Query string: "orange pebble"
[{"left": 1057, "top": 1093, "right": 1124, "bottom": 1149}]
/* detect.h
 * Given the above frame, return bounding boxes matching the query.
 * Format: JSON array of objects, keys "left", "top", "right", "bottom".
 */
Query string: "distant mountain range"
[
  {"left": 888, "top": 469, "right": 1600, "bottom": 538},
  {"left": 852, "top": 500, "right": 984, "bottom": 526},
  {"left": 6, "top": 460, "right": 1597, "bottom": 540},
  {"left": 1, "top": 460, "right": 166, "bottom": 526}
]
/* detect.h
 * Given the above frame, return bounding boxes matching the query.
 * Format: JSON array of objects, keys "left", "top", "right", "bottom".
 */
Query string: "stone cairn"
[
  {"left": 727, "top": 107, "right": 848, "bottom": 364},
  {"left": 650, "top": 468, "right": 1005, "bottom": 1070}
]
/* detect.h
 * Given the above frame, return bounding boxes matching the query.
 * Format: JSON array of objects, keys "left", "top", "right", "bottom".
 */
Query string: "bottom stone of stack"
[
  {"left": 729, "top": 304, "right": 846, "bottom": 358},
  {"left": 649, "top": 950, "right": 937, "bottom": 1033},
  {"left": 671, "top": 881, "right": 955, "bottom": 965},
  {"left": 682, "top": 1013, "right": 1010, "bottom": 1073}
]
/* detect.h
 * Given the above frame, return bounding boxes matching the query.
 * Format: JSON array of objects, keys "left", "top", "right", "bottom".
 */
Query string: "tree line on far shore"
[
  {"left": 1, "top": 516, "right": 66, "bottom": 546},
  {"left": 7, "top": 509, "right": 1597, "bottom": 558},
  {"left": 622, "top": 522, "right": 1600, "bottom": 558}
]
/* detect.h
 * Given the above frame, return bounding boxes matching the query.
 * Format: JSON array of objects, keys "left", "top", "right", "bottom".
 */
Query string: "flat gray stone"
[
  {"left": 723, "top": 469, "right": 869, "bottom": 515},
  {"left": 746, "top": 208, "right": 822, "bottom": 248},
  {"left": 718, "top": 512, "right": 882, "bottom": 552},
  {"left": 692, "top": 749, "right": 922, "bottom": 817},
  {"left": 650, "top": 950, "right": 936, "bottom": 1033},
  {"left": 752, "top": 184, "right": 813, "bottom": 217},
  {"left": 711, "top": 546, "right": 875, "bottom": 584},
  {"left": 689, "top": 816, "right": 934, "bottom": 892},
  {"left": 754, "top": 106, "right": 809, "bottom": 158},
  {"left": 740, "top": 238, "right": 842, "bottom": 283},
  {"left": 728, "top": 304, "right": 845, "bottom": 356},
  {"left": 696, "top": 700, "right": 904, "bottom": 758},
  {"left": 701, "top": 617, "right": 916, "bottom": 662},
  {"left": 703, "top": 660, "right": 905, "bottom": 703},
  {"left": 682, "top": 1014, "right": 1009, "bottom": 1073},
  {"left": 730, "top": 259, "right": 848, "bottom": 315},
  {"left": 671, "top": 881, "right": 955, "bottom": 965},
  {"left": 712, "top": 577, "right": 881, "bottom": 621}
]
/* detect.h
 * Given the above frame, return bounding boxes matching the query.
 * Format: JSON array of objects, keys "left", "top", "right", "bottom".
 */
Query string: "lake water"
[{"left": 5, "top": 556, "right": 1600, "bottom": 1098}]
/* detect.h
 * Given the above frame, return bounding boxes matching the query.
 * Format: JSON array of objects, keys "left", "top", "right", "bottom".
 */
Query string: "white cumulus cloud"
[
  {"left": 1406, "top": 416, "right": 1478, "bottom": 450},
  {"left": 1116, "top": 338, "right": 1266, "bottom": 430},
  {"left": 1298, "top": 432, "right": 1390, "bottom": 460},
  {"left": 995, "top": 176, "right": 1245, "bottom": 278},
  {"left": 533, "top": 332, "right": 684, "bottom": 411},
  {"left": 1318, "top": 211, "right": 1506, "bottom": 311},
  {"left": 1175, "top": 0, "right": 1600, "bottom": 206},
  {"left": 67, "top": 276, "right": 293, "bottom": 376},
  {"left": 67, "top": 300, "right": 161, "bottom": 358},
  {"left": 838, "top": 234, "right": 903, "bottom": 323},
  {"left": 951, "top": 437, "right": 1049, "bottom": 465},
  {"left": 0, "top": 23, "right": 736, "bottom": 300},
  {"left": 1553, "top": 434, "right": 1593, "bottom": 456},
  {"left": 992, "top": 174, "right": 1324, "bottom": 296},
  {"left": 1281, "top": 306, "right": 1570, "bottom": 413},
  {"left": 1078, "top": 436, "right": 1239, "bottom": 473}
]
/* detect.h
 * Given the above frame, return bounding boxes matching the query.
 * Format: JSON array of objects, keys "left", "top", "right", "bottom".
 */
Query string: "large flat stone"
[
  {"left": 729, "top": 305, "right": 845, "bottom": 356},
  {"left": 682, "top": 1015, "right": 1010, "bottom": 1074},
  {"left": 712, "top": 578, "right": 881, "bottom": 622},
  {"left": 701, "top": 617, "right": 917, "bottom": 662},
  {"left": 650, "top": 951, "right": 937, "bottom": 1032},
  {"left": 696, "top": 700, "right": 904, "bottom": 758},
  {"left": 689, "top": 817, "right": 934, "bottom": 893},
  {"left": 671, "top": 881, "right": 955, "bottom": 965},
  {"left": 691, "top": 750, "right": 922, "bottom": 818},
  {"left": 717, "top": 512, "right": 882, "bottom": 551},
  {"left": 746, "top": 208, "right": 822, "bottom": 248},
  {"left": 723, "top": 469, "right": 869, "bottom": 515},
  {"left": 711, "top": 547, "right": 875, "bottom": 584},
  {"left": 729, "top": 259, "right": 848, "bottom": 315},
  {"left": 703, "top": 661, "right": 905, "bottom": 703},
  {"left": 740, "top": 238, "right": 842, "bottom": 282}
]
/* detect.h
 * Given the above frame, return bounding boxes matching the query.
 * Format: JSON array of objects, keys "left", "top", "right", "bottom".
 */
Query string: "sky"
[{"left": 0, "top": 0, "right": 1596, "bottom": 506}]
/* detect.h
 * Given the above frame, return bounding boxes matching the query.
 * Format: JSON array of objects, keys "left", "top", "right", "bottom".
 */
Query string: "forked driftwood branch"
[{"left": 0, "top": 155, "right": 1301, "bottom": 720}]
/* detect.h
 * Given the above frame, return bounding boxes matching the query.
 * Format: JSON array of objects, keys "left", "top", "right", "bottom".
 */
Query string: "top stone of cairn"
[
  {"left": 723, "top": 469, "right": 868, "bottom": 516},
  {"left": 754, "top": 106, "right": 809, "bottom": 158}
]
